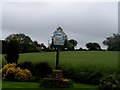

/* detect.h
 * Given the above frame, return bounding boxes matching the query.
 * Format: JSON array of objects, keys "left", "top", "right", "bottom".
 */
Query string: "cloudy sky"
[{"left": 0, "top": 1, "right": 118, "bottom": 49}]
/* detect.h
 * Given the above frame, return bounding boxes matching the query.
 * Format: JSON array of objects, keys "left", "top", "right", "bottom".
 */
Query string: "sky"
[{"left": 0, "top": 0, "right": 118, "bottom": 49}]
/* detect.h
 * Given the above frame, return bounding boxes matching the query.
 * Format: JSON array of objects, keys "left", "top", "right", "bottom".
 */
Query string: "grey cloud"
[{"left": 2, "top": 2, "right": 118, "bottom": 49}]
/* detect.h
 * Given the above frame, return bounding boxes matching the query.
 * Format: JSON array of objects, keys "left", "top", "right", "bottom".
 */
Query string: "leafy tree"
[
  {"left": 68, "top": 39, "right": 78, "bottom": 50},
  {"left": 5, "top": 40, "right": 19, "bottom": 64},
  {"left": 103, "top": 34, "right": 120, "bottom": 51},
  {"left": 86, "top": 42, "right": 101, "bottom": 51},
  {"left": 33, "top": 41, "right": 41, "bottom": 47},
  {"left": 64, "top": 40, "right": 74, "bottom": 51},
  {"left": 69, "top": 39, "right": 78, "bottom": 47},
  {"left": 33, "top": 41, "right": 42, "bottom": 52},
  {"left": 5, "top": 33, "right": 38, "bottom": 53},
  {"left": 62, "top": 39, "right": 78, "bottom": 51},
  {"left": 40, "top": 43, "right": 47, "bottom": 51}
]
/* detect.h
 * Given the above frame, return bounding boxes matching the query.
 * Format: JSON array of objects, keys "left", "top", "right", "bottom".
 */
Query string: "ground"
[{"left": 1, "top": 51, "right": 118, "bottom": 89}]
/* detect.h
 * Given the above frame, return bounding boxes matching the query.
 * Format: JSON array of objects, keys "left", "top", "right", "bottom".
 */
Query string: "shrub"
[
  {"left": 34, "top": 62, "right": 52, "bottom": 79},
  {"left": 2, "top": 63, "right": 32, "bottom": 81},
  {"left": 18, "top": 62, "right": 35, "bottom": 75},
  {"left": 5, "top": 40, "right": 19, "bottom": 64},
  {"left": 99, "top": 74, "right": 120, "bottom": 90},
  {"left": 15, "top": 69, "right": 32, "bottom": 81},
  {"left": 2, "top": 63, "right": 17, "bottom": 80},
  {"left": 62, "top": 67, "right": 103, "bottom": 85}
]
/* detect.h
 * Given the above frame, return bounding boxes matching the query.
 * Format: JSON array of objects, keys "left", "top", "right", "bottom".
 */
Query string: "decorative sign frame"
[{"left": 52, "top": 27, "right": 67, "bottom": 46}]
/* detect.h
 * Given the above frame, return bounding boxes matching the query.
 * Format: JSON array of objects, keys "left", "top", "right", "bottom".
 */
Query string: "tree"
[
  {"left": 69, "top": 39, "right": 78, "bottom": 47},
  {"left": 103, "top": 34, "right": 120, "bottom": 51},
  {"left": 86, "top": 42, "right": 101, "bottom": 51},
  {"left": 5, "top": 40, "right": 19, "bottom": 64},
  {"left": 62, "top": 39, "right": 78, "bottom": 51},
  {"left": 5, "top": 33, "right": 38, "bottom": 53},
  {"left": 33, "top": 41, "right": 41, "bottom": 47},
  {"left": 33, "top": 41, "right": 42, "bottom": 52},
  {"left": 0, "top": 40, "right": 2, "bottom": 54},
  {"left": 68, "top": 39, "right": 78, "bottom": 50},
  {"left": 2, "top": 40, "right": 7, "bottom": 54},
  {"left": 40, "top": 43, "right": 47, "bottom": 51}
]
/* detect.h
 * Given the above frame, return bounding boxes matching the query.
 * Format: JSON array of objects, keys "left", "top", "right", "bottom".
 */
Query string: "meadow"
[
  {"left": 1, "top": 51, "right": 119, "bottom": 88},
  {"left": 2, "top": 51, "right": 118, "bottom": 73}
]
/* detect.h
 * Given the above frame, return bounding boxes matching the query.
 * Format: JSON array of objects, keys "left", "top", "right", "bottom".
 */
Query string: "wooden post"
[{"left": 56, "top": 47, "right": 60, "bottom": 69}]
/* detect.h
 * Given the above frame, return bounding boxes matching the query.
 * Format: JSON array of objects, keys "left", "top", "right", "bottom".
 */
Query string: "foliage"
[
  {"left": 4, "top": 40, "right": 19, "bottom": 64},
  {"left": 0, "top": 40, "right": 1, "bottom": 54},
  {"left": 99, "top": 74, "right": 120, "bottom": 90},
  {"left": 2, "top": 63, "right": 32, "bottom": 81},
  {"left": 62, "top": 68, "right": 103, "bottom": 85},
  {"left": 40, "top": 43, "right": 47, "bottom": 51},
  {"left": 1, "top": 40, "right": 7, "bottom": 54},
  {"left": 34, "top": 62, "right": 52, "bottom": 79},
  {"left": 18, "top": 61, "right": 35, "bottom": 75},
  {"left": 86, "top": 42, "right": 101, "bottom": 51},
  {"left": 69, "top": 39, "right": 78, "bottom": 47},
  {"left": 5, "top": 33, "right": 38, "bottom": 53},
  {"left": 15, "top": 69, "right": 32, "bottom": 81},
  {"left": 103, "top": 33, "right": 120, "bottom": 51},
  {"left": 62, "top": 39, "right": 78, "bottom": 51},
  {"left": 18, "top": 62, "right": 52, "bottom": 81}
]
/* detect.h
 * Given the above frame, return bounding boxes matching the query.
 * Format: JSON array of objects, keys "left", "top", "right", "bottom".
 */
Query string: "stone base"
[
  {"left": 41, "top": 70, "right": 73, "bottom": 88},
  {"left": 52, "top": 70, "right": 63, "bottom": 79},
  {"left": 42, "top": 78, "right": 72, "bottom": 88}
]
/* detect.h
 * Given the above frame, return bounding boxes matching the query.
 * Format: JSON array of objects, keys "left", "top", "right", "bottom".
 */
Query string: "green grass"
[
  {"left": 2, "top": 51, "right": 118, "bottom": 73},
  {"left": 1, "top": 51, "right": 118, "bottom": 89},
  {"left": 2, "top": 81, "right": 98, "bottom": 89},
  {"left": 2, "top": 81, "right": 40, "bottom": 88}
]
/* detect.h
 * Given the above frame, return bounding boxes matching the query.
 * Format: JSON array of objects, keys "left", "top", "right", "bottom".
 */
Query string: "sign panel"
[{"left": 52, "top": 27, "right": 67, "bottom": 46}]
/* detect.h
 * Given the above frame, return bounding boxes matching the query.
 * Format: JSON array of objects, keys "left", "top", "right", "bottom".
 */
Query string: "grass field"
[
  {"left": 2, "top": 81, "right": 98, "bottom": 89},
  {"left": 1, "top": 51, "right": 118, "bottom": 88},
  {"left": 2, "top": 51, "right": 118, "bottom": 73}
]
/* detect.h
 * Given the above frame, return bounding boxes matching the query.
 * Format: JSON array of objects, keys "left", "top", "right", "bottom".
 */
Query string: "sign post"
[
  {"left": 56, "top": 47, "right": 60, "bottom": 69},
  {"left": 42, "top": 27, "right": 72, "bottom": 88},
  {"left": 52, "top": 27, "right": 67, "bottom": 69}
]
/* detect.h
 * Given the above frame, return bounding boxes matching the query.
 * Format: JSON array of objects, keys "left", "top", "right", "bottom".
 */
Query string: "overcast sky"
[{"left": 0, "top": 1, "right": 118, "bottom": 49}]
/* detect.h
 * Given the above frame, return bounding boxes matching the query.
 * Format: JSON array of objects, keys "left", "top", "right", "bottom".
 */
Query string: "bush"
[
  {"left": 99, "top": 74, "right": 120, "bottom": 90},
  {"left": 15, "top": 68, "right": 32, "bottom": 81},
  {"left": 2, "top": 63, "right": 17, "bottom": 81},
  {"left": 34, "top": 62, "right": 52, "bottom": 79},
  {"left": 62, "top": 67, "right": 103, "bottom": 85},
  {"left": 2, "top": 63, "right": 32, "bottom": 81},
  {"left": 5, "top": 40, "right": 19, "bottom": 64},
  {"left": 18, "top": 62, "right": 35, "bottom": 75}
]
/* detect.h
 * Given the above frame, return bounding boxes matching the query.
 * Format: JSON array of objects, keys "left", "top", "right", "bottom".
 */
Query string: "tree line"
[
  {"left": 1, "top": 33, "right": 79, "bottom": 54},
  {"left": 1, "top": 33, "right": 120, "bottom": 54}
]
